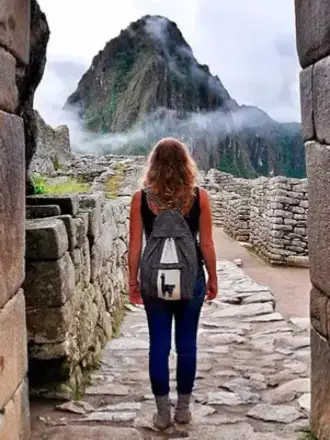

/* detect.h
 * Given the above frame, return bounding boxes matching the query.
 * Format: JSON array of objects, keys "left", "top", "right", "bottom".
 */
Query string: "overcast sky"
[{"left": 35, "top": 0, "right": 300, "bottom": 126}]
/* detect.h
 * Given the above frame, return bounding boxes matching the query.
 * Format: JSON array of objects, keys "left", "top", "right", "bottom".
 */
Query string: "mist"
[{"left": 35, "top": 14, "right": 301, "bottom": 158}]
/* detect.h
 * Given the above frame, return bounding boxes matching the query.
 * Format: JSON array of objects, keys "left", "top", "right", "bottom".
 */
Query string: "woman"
[{"left": 128, "top": 137, "right": 218, "bottom": 429}]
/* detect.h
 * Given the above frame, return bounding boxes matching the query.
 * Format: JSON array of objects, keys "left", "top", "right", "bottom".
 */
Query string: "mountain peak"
[{"left": 65, "top": 16, "right": 304, "bottom": 179}]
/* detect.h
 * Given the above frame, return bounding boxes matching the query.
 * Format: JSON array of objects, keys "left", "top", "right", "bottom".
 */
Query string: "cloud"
[{"left": 35, "top": 0, "right": 300, "bottom": 128}]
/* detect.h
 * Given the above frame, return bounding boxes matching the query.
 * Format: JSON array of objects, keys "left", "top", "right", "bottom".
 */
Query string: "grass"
[
  {"left": 104, "top": 163, "right": 126, "bottom": 199},
  {"left": 32, "top": 175, "right": 90, "bottom": 195}
]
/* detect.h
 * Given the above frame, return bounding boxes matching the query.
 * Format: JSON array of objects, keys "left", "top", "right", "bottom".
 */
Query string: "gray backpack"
[{"left": 140, "top": 189, "right": 198, "bottom": 301}]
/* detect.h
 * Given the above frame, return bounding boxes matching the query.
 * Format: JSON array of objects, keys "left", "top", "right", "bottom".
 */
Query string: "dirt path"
[{"left": 214, "top": 228, "right": 310, "bottom": 319}]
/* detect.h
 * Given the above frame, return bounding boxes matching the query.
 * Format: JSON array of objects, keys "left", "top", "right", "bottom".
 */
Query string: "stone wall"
[
  {"left": 0, "top": 1, "right": 31, "bottom": 438},
  {"left": 295, "top": 1, "right": 330, "bottom": 438},
  {"left": 204, "top": 169, "right": 254, "bottom": 242},
  {"left": 250, "top": 176, "right": 308, "bottom": 266},
  {"left": 210, "top": 191, "right": 251, "bottom": 242},
  {"left": 24, "top": 193, "right": 129, "bottom": 399},
  {"left": 204, "top": 169, "right": 309, "bottom": 265}
]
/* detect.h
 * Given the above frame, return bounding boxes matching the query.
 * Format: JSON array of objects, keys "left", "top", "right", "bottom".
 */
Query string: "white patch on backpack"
[
  {"left": 157, "top": 238, "right": 181, "bottom": 300},
  {"left": 160, "top": 238, "right": 179, "bottom": 264}
]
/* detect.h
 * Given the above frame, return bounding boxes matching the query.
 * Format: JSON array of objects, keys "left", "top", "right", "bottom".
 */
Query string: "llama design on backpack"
[{"left": 140, "top": 189, "right": 198, "bottom": 301}]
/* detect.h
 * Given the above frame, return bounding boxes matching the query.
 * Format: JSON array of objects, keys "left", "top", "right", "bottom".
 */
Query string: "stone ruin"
[
  {"left": 0, "top": 0, "right": 330, "bottom": 438},
  {"left": 203, "top": 169, "right": 309, "bottom": 267},
  {"left": 295, "top": 1, "right": 330, "bottom": 438},
  {"left": 25, "top": 193, "right": 129, "bottom": 399}
]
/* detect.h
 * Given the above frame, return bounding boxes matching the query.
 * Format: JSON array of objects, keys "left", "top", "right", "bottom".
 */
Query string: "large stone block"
[
  {"left": 0, "top": 48, "right": 18, "bottom": 113},
  {"left": 0, "top": 0, "right": 30, "bottom": 65},
  {"left": 0, "top": 291, "right": 27, "bottom": 409},
  {"left": 311, "top": 327, "right": 330, "bottom": 439},
  {"left": 295, "top": 0, "right": 330, "bottom": 68},
  {"left": 26, "top": 204, "right": 61, "bottom": 219},
  {"left": 0, "top": 379, "right": 30, "bottom": 440},
  {"left": 26, "top": 218, "right": 69, "bottom": 260},
  {"left": 306, "top": 141, "right": 330, "bottom": 294},
  {"left": 0, "top": 111, "right": 25, "bottom": 308},
  {"left": 55, "top": 215, "right": 77, "bottom": 250},
  {"left": 313, "top": 55, "right": 330, "bottom": 145},
  {"left": 299, "top": 65, "right": 315, "bottom": 141},
  {"left": 310, "top": 286, "right": 328, "bottom": 338},
  {"left": 24, "top": 252, "right": 75, "bottom": 308},
  {"left": 26, "top": 194, "right": 79, "bottom": 216},
  {"left": 79, "top": 194, "right": 102, "bottom": 243},
  {"left": 29, "top": 340, "right": 69, "bottom": 360},
  {"left": 91, "top": 239, "right": 104, "bottom": 282},
  {"left": 27, "top": 300, "right": 72, "bottom": 343}
]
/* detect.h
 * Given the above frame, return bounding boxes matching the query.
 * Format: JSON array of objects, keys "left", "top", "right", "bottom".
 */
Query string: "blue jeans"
[{"left": 143, "top": 268, "right": 206, "bottom": 396}]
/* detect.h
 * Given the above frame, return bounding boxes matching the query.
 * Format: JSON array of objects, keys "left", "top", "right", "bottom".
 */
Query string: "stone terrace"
[{"left": 31, "top": 261, "right": 310, "bottom": 440}]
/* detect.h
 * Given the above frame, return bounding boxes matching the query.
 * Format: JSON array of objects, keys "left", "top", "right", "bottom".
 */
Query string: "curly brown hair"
[{"left": 143, "top": 137, "right": 197, "bottom": 211}]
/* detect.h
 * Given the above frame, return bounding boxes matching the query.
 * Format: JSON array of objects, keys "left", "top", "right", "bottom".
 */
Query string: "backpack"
[{"left": 139, "top": 189, "right": 198, "bottom": 301}]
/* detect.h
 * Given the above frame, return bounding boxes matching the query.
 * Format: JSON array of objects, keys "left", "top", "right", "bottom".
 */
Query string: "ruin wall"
[{"left": 24, "top": 193, "right": 129, "bottom": 399}]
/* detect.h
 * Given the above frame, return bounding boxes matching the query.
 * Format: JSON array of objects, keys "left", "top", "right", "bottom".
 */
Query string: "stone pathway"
[{"left": 31, "top": 260, "right": 311, "bottom": 440}]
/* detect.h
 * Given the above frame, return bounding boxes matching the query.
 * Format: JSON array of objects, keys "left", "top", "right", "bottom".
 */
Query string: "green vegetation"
[
  {"left": 104, "top": 163, "right": 126, "bottom": 199},
  {"left": 298, "top": 426, "right": 318, "bottom": 440},
  {"left": 112, "top": 306, "right": 126, "bottom": 339},
  {"left": 31, "top": 175, "right": 90, "bottom": 195}
]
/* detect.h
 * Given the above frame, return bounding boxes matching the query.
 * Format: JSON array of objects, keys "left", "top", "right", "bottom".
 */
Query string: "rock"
[
  {"left": 310, "top": 286, "right": 328, "bottom": 338},
  {"left": 25, "top": 218, "right": 69, "bottom": 260},
  {"left": 234, "top": 258, "right": 243, "bottom": 267},
  {"left": 79, "top": 412, "right": 137, "bottom": 423},
  {"left": 211, "top": 302, "right": 274, "bottom": 319},
  {"left": 207, "top": 391, "right": 245, "bottom": 406},
  {"left": 203, "top": 414, "right": 246, "bottom": 425},
  {"left": 29, "top": 111, "right": 72, "bottom": 174},
  {"left": 15, "top": 0, "right": 50, "bottom": 191},
  {"left": 26, "top": 300, "right": 72, "bottom": 344},
  {"left": 289, "top": 317, "right": 310, "bottom": 332},
  {"left": 188, "top": 422, "right": 255, "bottom": 440},
  {"left": 299, "top": 65, "right": 314, "bottom": 141},
  {"left": 264, "top": 379, "right": 310, "bottom": 404},
  {"left": 26, "top": 204, "right": 62, "bottom": 219},
  {"left": 24, "top": 252, "right": 75, "bottom": 308},
  {"left": 85, "top": 384, "right": 130, "bottom": 396},
  {"left": 0, "top": 112, "right": 25, "bottom": 307},
  {"left": 98, "top": 403, "right": 141, "bottom": 412},
  {"left": 0, "top": 48, "right": 18, "bottom": 113},
  {"left": 244, "top": 313, "right": 284, "bottom": 323},
  {"left": 107, "top": 338, "right": 149, "bottom": 350},
  {"left": 26, "top": 194, "right": 79, "bottom": 216},
  {"left": 241, "top": 292, "right": 274, "bottom": 305},
  {"left": 276, "top": 336, "right": 310, "bottom": 350},
  {"left": 56, "top": 401, "right": 94, "bottom": 415},
  {"left": 298, "top": 393, "right": 311, "bottom": 412},
  {"left": 206, "top": 333, "right": 245, "bottom": 345},
  {"left": 247, "top": 403, "right": 301, "bottom": 424},
  {"left": 46, "top": 426, "right": 144, "bottom": 440},
  {"left": 306, "top": 141, "right": 330, "bottom": 295}
]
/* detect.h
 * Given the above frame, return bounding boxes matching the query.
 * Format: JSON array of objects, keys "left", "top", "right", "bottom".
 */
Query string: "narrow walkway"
[
  {"left": 31, "top": 260, "right": 310, "bottom": 440},
  {"left": 214, "top": 228, "right": 310, "bottom": 319}
]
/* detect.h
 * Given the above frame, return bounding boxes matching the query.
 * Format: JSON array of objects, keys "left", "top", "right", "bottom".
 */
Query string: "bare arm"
[
  {"left": 199, "top": 188, "right": 217, "bottom": 284},
  {"left": 128, "top": 190, "right": 143, "bottom": 285}
]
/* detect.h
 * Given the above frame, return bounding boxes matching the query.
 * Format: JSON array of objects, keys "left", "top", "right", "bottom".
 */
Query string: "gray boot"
[
  {"left": 153, "top": 395, "right": 171, "bottom": 430},
  {"left": 174, "top": 393, "right": 192, "bottom": 424}
]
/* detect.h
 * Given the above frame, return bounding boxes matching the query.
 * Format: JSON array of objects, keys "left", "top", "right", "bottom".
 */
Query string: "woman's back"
[{"left": 140, "top": 187, "right": 201, "bottom": 239}]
